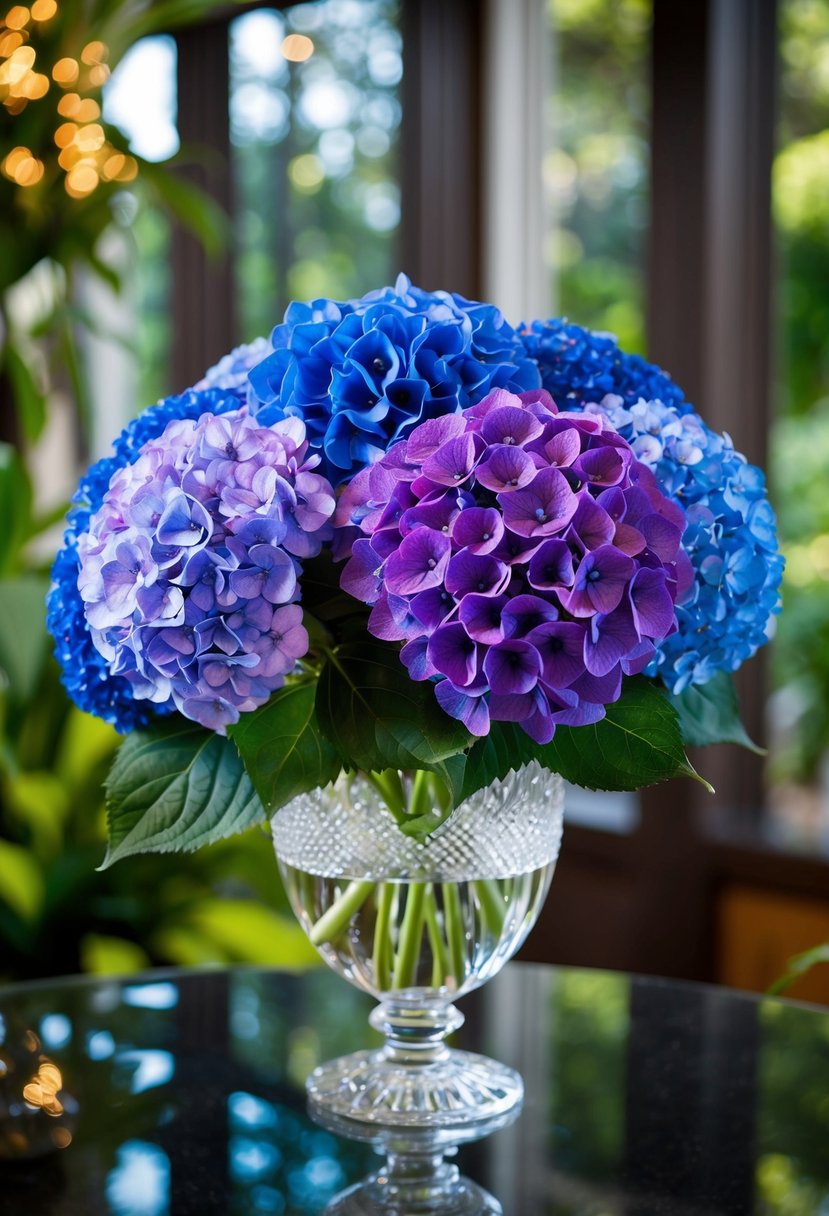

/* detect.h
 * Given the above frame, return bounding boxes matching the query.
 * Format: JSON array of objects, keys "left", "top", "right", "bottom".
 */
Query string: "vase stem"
[{"left": 369, "top": 997, "right": 464, "bottom": 1067}]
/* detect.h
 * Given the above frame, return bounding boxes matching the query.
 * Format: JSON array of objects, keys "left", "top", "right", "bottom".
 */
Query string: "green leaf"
[
  {"left": 0, "top": 442, "right": 33, "bottom": 573},
  {"left": 0, "top": 839, "right": 45, "bottom": 922},
  {"left": 80, "top": 934, "right": 150, "bottom": 976},
  {"left": 299, "top": 551, "right": 367, "bottom": 628},
  {"left": 667, "top": 670, "right": 764, "bottom": 754},
  {"left": 462, "top": 677, "right": 711, "bottom": 801},
  {"left": 0, "top": 576, "right": 50, "bottom": 702},
  {"left": 316, "top": 640, "right": 473, "bottom": 774},
  {"left": 542, "top": 678, "right": 712, "bottom": 791},
  {"left": 461, "top": 722, "right": 536, "bottom": 802},
  {"left": 2, "top": 345, "right": 46, "bottom": 444},
  {"left": 229, "top": 681, "right": 342, "bottom": 815},
  {"left": 768, "top": 942, "right": 829, "bottom": 995},
  {"left": 102, "top": 720, "right": 266, "bottom": 868},
  {"left": 139, "top": 161, "right": 229, "bottom": 258},
  {"left": 177, "top": 899, "right": 319, "bottom": 967}
]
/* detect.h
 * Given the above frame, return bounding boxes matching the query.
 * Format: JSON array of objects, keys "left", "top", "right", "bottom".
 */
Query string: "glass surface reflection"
[{"left": 0, "top": 966, "right": 827, "bottom": 1214}]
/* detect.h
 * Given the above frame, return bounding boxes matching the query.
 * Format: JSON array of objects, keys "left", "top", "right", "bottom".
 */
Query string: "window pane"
[
  {"left": 230, "top": 1, "right": 401, "bottom": 341},
  {"left": 103, "top": 35, "right": 177, "bottom": 411},
  {"left": 768, "top": 0, "right": 829, "bottom": 847},
  {"left": 546, "top": 0, "right": 651, "bottom": 352}
]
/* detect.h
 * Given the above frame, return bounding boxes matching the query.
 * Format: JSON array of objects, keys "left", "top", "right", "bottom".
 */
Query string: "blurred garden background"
[{"left": 1, "top": 0, "right": 828, "bottom": 995}]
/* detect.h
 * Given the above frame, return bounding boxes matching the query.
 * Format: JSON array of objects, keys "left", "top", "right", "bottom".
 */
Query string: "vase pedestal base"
[{"left": 306, "top": 1045, "right": 523, "bottom": 1132}]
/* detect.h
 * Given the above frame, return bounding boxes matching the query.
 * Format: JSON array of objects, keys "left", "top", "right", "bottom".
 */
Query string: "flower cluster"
[
  {"left": 520, "top": 317, "right": 687, "bottom": 411},
  {"left": 247, "top": 273, "right": 540, "bottom": 486},
  {"left": 582, "top": 395, "right": 784, "bottom": 692},
  {"left": 69, "top": 408, "right": 335, "bottom": 731},
  {"left": 48, "top": 385, "right": 249, "bottom": 732},
  {"left": 338, "top": 387, "right": 686, "bottom": 742}
]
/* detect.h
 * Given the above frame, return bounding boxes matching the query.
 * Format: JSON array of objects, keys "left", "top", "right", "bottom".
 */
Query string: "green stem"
[
  {"left": 392, "top": 881, "right": 427, "bottom": 989},
  {"left": 372, "top": 882, "right": 395, "bottom": 991},
  {"left": 309, "top": 879, "right": 375, "bottom": 947},
  {"left": 365, "top": 770, "right": 408, "bottom": 825},
  {"left": 423, "top": 884, "right": 450, "bottom": 987},
  {"left": 473, "top": 879, "right": 507, "bottom": 941},
  {"left": 408, "top": 768, "right": 433, "bottom": 820},
  {"left": 442, "top": 882, "right": 466, "bottom": 991}
]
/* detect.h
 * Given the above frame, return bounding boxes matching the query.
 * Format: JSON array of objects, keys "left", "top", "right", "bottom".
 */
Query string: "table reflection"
[{"left": 0, "top": 965, "right": 826, "bottom": 1214}]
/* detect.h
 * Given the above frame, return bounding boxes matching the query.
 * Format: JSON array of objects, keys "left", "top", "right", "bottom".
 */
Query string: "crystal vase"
[{"left": 272, "top": 761, "right": 564, "bottom": 1215}]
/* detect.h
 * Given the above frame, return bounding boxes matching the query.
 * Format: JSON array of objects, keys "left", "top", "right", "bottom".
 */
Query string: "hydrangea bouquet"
[{"left": 48, "top": 275, "right": 782, "bottom": 865}]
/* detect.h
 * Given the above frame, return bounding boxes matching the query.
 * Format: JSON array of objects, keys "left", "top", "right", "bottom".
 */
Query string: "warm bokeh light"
[
  {"left": 22, "top": 1057, "right": 65, "bottom": 1116},
  {"left": 75, "top": 120, "right": 104, "bottom": 152},
  {"left": 101, "top": 150, "right": 125, "bottom": 179},
  {"left": 56, "top": 92, "right": 103, "bottom": 121},
  {"left": 21, "top": 69, "right": 47, "bottom": 97},
  {"left": 53, "top": 119, "right": 76, "bottom": 146},
  {"left": 80, "top": 38, "right": 106, "bottom": 65},
  {"left": 87, "top": 62, "right": 109, "bottom": 86},
  {"left": 65, "top": 161, "right": 98, "bottom": 195},
  {"left": 2, "top": 142, "right": 30, "bottom": 173},
  {"left": 30, "top": 0, "right": 57, "bottom": 19},
  {"left": 52, "top": 56, "right": 78, "bottom": 85},
  {"left": 281, "top": 33, "right": 314, "bottom": 62},
  {"left": 0, "top": 30, "right": 23, "bottom": 55},
  {"left": 4, "top": 6, "right": 30, "bottom": 31}
]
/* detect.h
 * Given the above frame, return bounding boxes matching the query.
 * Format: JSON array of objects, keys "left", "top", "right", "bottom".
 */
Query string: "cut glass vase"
[{"left": 272, "top": 761, "right": 564, "bottom": 1214}]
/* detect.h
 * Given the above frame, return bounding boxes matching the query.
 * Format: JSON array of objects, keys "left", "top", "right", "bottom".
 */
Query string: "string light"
[{"left": 1, "top": 3, "right": 140, "bottom": 200}]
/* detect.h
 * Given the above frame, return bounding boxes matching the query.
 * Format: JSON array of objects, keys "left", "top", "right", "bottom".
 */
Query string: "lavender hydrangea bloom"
[
  {"left": 580, "top": 395, "right": 784, "bottom": 693},
  {"left": 337, "top": 387, "right": 684, "bottom": 743},
  {"left": 247, "top": 273, "right": 540, "bottom": 486},
  {"left": 48, "top": 384, "right": 249, "bottom": 732},
  {"left": 194, "top": 337, "right": 271, "bottom": 393},
  {"left": 56, "top": 407, "right": 335, "bottom": 732}
]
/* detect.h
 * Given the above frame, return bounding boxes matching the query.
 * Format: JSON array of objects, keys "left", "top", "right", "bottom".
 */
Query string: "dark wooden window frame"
[{"left": 168, "top": 0, "right": 827, "bottom": 988}]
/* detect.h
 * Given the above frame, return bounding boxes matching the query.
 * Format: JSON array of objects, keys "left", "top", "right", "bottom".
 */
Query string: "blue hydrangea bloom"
[
  {"left": 520, "top": 318, "right": 687, "bottom": 411},
  {"left": 47, "top": 385, "right": 246, "bottom": 732},
  {"left": 579, "top": 396, "right": 784, "bottom": 693},
  {"left": 247, "top": 273, "right": 541, "bottom": 485}
]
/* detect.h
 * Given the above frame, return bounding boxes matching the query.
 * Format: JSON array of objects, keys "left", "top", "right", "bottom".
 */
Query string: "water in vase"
[{"left": 279, "top": 866, "right": 554, "bottom": 999}]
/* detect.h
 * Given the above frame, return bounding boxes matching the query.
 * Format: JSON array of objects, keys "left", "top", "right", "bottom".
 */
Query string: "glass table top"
[{"left": 0, "top": 963, "right": 827, "bottom": 1214}]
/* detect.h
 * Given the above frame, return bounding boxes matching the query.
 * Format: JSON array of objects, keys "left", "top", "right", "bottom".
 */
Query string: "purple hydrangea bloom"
[
  {"left": 247, "top": 273, "right": 540, "bottom": 486},
  {"left": 48, "top": 384, "right": 250, "bottom": 732},
  {"left": 62, "top": 407, "right": 335, "bottom": 732},
  {"left": 337, "top": 387, "right": 684, "bottom": 743},
  {"left": 578, "top": 395, "right": 784, "bottom": 693}
]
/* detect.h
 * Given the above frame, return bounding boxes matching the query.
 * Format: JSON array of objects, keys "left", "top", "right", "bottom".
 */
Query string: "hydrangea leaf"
[
  {"left": 101, "top": 720, "right": 265, "bottom": 868},
  {"left": 666, "top": 671, "right": 764, "bottom": 754},
  {"left": 461, "top": 677, "right": 711, "bottom": 800},
  {"left": 316, "top": 640, "right": 473, "bottom": 778},
  {"left": 229, "top": 680, "right": 342, "bottom": 815},
  {"left": 542, "top": 678, "right": 712, "bottom": 792}
]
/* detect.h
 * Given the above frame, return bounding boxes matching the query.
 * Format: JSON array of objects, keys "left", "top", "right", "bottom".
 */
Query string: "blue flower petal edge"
[
  {"left": 47, "top": 385, "right": 247, "bottom": 732},
  {"left": 247, "top": 273, "right": 541, "bottom": 485},
  {"left": 519, "top": 318, "right": 784, "bottom": 694}
]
